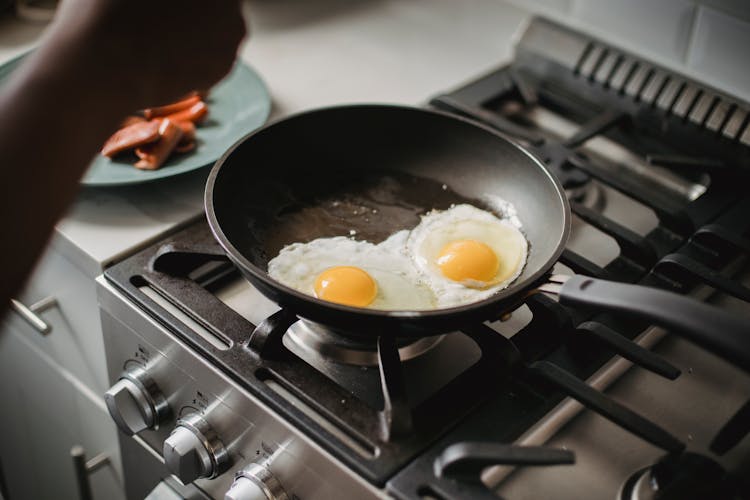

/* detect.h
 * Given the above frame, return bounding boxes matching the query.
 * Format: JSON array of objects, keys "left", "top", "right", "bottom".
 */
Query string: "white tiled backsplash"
[{"left": 503, "top": 0, "right": 750, "bottom": 102}]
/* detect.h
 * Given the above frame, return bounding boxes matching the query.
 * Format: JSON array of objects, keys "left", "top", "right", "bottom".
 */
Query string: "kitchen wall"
[{"left": 502, "top": 0, "right": 750, "bottom": 102}]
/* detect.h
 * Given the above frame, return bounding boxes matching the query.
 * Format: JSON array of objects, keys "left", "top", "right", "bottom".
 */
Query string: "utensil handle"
[
  {"left": 558, "top": 275, "right": 750, "bottom": 373},
  {"left": 71, "top": 445, "right": 110, "bottom": 500}
]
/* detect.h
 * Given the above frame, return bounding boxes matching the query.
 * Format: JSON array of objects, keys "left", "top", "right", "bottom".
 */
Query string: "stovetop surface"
[{"left": 103, "top": 17, "right": 750, "bottom": 500}]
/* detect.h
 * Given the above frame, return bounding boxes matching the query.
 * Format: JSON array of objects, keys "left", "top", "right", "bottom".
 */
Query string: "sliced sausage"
[
  {"left": 134, "top": 119, "right": 183, "bottom": 170},
  {"left": 102, "top": 120, "right": 161, "bottom": 157},
  {"left": 143, "top": 95, "right": 201, "bottom": 120}
]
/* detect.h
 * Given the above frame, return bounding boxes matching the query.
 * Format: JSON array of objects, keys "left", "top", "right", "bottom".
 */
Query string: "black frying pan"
[{"left": 205, "top": 104, "right": 750, "bottom": 372}]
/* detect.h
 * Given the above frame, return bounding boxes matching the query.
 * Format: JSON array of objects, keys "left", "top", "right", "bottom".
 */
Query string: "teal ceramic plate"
[
  {"left": 84, "top": 62, "right": 270, "bottom": 186},
  {"left": 0, "top": 53, "right": 271, "bottom": 186}
]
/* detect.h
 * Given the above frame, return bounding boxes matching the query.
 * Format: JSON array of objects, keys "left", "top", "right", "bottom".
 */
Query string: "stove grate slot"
[
  {"left": 149, "top": 242, "right": 228, "bottom": 277},
  {"left": 559, "top": 248, "right": 611, "bottom": 279},
  {"left": 430, "top": 441, "right": 574, "bottom": 499},
  {"left": 527, "top": 361, "right": 685, "bottom": 453},
  {"left": 133, "top": 280, "right": 232, "bottom": 351},
  {"left": 655, "top": 254, "right": 750, "bottom": 303},
  {"left": 693, "top": 197, "right": 750, "bottom": 255},
  {"left": 434, "top": 442, "right": 574, "bottom": 480},
  {"left": 594, "top": 52, "right": 622, "bottom": 87},
  {"left": 256, "top": 369, "right": 378, "bottom": 460},
  {"left": 430, "top": 94, "right": 543, "bottom": 147},
  {"left": 562, "top": 109, "right": 625, "bottom": 149},
  {"left": 646, "top": 153, "right": 726, "bottom": 178},
  {"left": 576, "top": 321, "right": 680, "bottom": 380},
  {"left": 694, "top": 224, "right": 750, "bottom": 254},
  {"left": 464, "top": 323, "right": 685, "bottom": 454},
  {"left": 710, "top": 398, "right": 750, "bottom": 455},
  {"left": 567, "top": 153, "right": 692, "bottom": 234},
  {"left": 573, "top": 42, "right": 594, "bottom": 76},
  {"left": 571, "top": 201, "right": 657, "bottom": 267}
]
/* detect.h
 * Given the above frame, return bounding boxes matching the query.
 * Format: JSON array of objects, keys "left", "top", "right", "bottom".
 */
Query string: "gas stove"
[{"left": 98, "top": 18, "right": 750, "bottom": 500}]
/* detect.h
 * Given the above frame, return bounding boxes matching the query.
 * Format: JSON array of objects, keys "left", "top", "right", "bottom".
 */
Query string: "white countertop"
[{"left": 1, "top": 0, "right": 531, "bottom": 276}]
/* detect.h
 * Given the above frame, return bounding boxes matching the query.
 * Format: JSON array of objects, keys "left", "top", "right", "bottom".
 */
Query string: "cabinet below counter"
[
  {"left": 0, "top": 308, "right": 124, "bottom": 500},
  {"left": 0, "top": 233, "right": 129, "bottom": 499}
]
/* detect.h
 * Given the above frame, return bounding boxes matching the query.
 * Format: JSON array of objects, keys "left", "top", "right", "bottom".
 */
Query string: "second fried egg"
[{"left": 406, "top": 204, "right": 528, "bottom": 307}]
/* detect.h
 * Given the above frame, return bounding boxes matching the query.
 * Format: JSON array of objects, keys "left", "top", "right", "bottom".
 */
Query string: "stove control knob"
[
  {"left": 225, "top": 463, "right": 288, "bottom": 500},
  {"left": 104, "top": 365, "right": 169, "bottom": 436},
  {"left": 163, "top": 413, "right": 229, "bottom": 485}
]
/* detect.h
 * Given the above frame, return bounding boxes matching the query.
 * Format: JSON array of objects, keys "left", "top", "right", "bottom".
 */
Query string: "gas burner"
[
  {"left": 279, "top": 319, "right": 481, "bottom": 411},
  {"left": 619, "top": 453, "right": 741, "bottom": 500},
  {"left": 283, "top": 320, "right": 444, "bottom": 366}
]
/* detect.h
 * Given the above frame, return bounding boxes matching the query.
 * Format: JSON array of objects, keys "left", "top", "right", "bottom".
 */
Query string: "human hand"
[{"left": 44, "top": 0, "right": 247, "bottom": 108}]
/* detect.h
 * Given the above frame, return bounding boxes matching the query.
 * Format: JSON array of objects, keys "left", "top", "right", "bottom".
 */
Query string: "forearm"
[
  {"left": 0, "top": 0, "right": 245, "bottom": 306},
  {"left": 0, "top": 31, "right": 135, "bottom": 303}
]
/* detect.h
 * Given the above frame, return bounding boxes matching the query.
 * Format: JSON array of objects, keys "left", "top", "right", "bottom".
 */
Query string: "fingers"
[{"left": 53, "top": 0, "right": 249, "bottom": 109}]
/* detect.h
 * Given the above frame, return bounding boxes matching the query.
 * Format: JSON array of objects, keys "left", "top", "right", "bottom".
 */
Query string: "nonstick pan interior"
[{"left": 206, "top": 105, "right": 570, "bottom": 334}]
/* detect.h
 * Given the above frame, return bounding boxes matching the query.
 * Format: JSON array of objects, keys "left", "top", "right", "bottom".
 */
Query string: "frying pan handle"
[{"left": 555, "top": 275, "right": 750, "bottom": 373}]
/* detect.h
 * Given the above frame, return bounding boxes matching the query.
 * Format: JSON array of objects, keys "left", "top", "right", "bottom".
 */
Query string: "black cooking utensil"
[{"left": 205, "top": 104, "right": 750, "bottom": 372}]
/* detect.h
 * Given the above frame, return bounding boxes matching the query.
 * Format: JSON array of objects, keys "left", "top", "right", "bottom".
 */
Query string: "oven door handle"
[
  {"left": 71, "top": 445, "right": 110, "bottom": 500},
  {"left": 9, "top": 296, "right": 57, "bottom": 335}
]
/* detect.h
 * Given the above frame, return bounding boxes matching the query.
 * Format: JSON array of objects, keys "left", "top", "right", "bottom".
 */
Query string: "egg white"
[
  {"left": 267, "top": 234, "right": 436, "bottom": 310},
  {"left": 406, "top": 204, "right": 528, "bottom": 308}
]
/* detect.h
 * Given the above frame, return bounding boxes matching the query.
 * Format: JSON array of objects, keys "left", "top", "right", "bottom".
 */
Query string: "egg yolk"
[
  {"left": 314, "top": 266, "right": 378, "bottom": 307},
  {"left": 436, "top": 239, "right": 499, "bottom": 284}
]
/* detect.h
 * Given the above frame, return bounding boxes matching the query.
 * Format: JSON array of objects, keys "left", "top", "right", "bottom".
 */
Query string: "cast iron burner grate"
[{"left": 103, "top": 17, "right": 750, "bottom": 500}]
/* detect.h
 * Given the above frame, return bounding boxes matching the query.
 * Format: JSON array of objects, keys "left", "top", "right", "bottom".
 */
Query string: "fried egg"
[
  {"left": 267, "top": 233, "right": 436, "bottom": 310},
  {"left": 406, "top": 204, "right": 528, "bottom": 307}
]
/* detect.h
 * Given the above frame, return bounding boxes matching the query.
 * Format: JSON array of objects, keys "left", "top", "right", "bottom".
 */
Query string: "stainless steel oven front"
[{"left": 97, "top": 276, "right": 383, "bottom": 500}]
